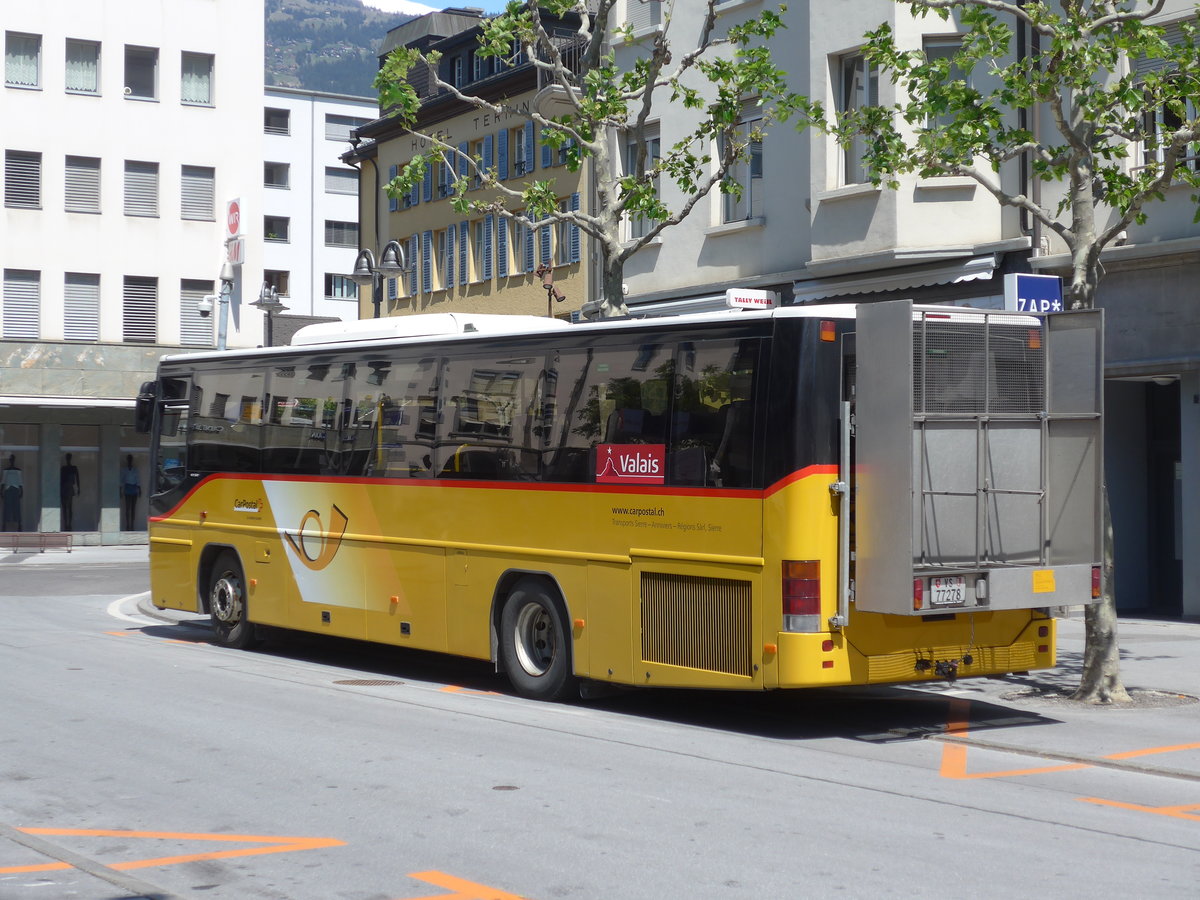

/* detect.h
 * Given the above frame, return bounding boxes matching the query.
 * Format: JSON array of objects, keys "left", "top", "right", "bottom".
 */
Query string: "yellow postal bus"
[{"left": 136, "top": 300, "right": 1103, "bottom": 700}]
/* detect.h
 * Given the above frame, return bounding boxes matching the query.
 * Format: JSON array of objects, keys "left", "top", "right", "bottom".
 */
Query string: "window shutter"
[
  {"left": 388, "top": 276, "right": 398, "bottom": 301},
  {"left": 498, "top": 129, "right": 509, "bottom": 180},
  {"left": 569, "top": 192, "right": 581, "bottom": 263},
  {"left": 542, "top": 135, "right": 553, "bottom": 169},
  {"left": 627, "top": 0, "right": 662, "bottom": 31},
  {"left": 483, "top": 134, "right": 494, "bottom": 177},
  {"left": 459, "top": 221, "right": 469, "bottom": 286},
  {"left": 122, "top": 275, "right": 158, "bottom": 343},
  {"left": 181, "top": 165, "right": 215, "bottom": 220},
  {"left": 408, "top": 169, "right": 419, "bottom": 207},
  {"left": 65, "top": 156, "right": 100, "bottom": 213},
  {"left": 458, "top": 141, "right": 470, "bottom": 178},
  {"left": 124, "top": 161, "right": 158, "bottom": 217},
  {"left": 63, "top": 272, "right": 100, "bottom": 341},
  {"left": 422, "top": 161, "right": 433, "bottom": 203},
  {"left": 525, "top": 121, "right": 535, "bottom": 173},
  {"left": 409, "top": 236, "right": 419, "bottom": 295},
  {"left": 421, "top": 230, "right": 433, "bottom": 293},
  {"left": 180, "top": 278, "right": 215, "bottom": 347},
  {"left": 1134, "top": 20, "right": 1190, "bottom": 75},
  {"left": 523, "top": 216, "right": 535, "bottom": 273},
  {"left": 539, "top": 213, "right": 551, "bottom": 265},
  {"left": 497, "top": 218, "right": 509, "bottom": 278},
  {"left": 2, "top": 269, "right": 39, "bottom": 340},
  {"left": 483, "top": 214, "right": 494, "bottom": 281},
  {"left": 326, "top": 167, "right": 356, "bottom": 194},
  {"left": 5, "top": 151, "right": 41, "bottom": 209},
  {"left": 446, "top": 224, "right": 456, "bottom": 288}
]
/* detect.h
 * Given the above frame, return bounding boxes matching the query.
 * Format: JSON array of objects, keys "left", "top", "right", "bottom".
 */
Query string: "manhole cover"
[{"left": 333, "top": 679, "right": 405, "bottom": 687}]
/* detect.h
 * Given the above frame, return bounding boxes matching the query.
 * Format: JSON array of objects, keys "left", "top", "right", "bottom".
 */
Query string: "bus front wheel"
[
  {"left": 500, "top": 579, "right": 576, "bottom": 702},
  {"left": 208, "top": 552, "right": 255, "bottom": 649}
]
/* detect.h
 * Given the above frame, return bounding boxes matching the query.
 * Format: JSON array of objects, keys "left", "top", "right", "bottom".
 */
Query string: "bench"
[{"left": 0, "top": 532, "right": 74, "bottom": 553}]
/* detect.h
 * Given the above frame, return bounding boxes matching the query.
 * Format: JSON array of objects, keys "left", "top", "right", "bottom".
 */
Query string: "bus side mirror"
[{"left": 134, "top": 381, "right": 157, "bottom": 433}]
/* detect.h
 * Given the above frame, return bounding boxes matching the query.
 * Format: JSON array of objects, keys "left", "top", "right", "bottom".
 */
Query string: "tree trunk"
[
  {"left": 596, "top": 253, "right": 628, "bottom": 318},
  {"left": 1071, "top": 488, "right": 1131, "bottom": 703}
]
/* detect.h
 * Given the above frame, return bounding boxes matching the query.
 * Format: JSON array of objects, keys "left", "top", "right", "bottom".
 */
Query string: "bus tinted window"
[
  {"left": 190, "top": 369, "right": 265, "bottom": 474},
  {"left": 343, "top": 356, "right": 440, "bottom": 478},
  {"left": 263, "top": 364, "right": 341, "bottom": 475}
]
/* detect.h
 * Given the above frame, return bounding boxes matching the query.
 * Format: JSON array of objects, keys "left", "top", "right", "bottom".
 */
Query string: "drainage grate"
[{"left": 333, "top": 679, "right": 405, "bottom": 686}]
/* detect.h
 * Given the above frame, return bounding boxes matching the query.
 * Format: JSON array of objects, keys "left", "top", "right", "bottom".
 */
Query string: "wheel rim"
[
  {"left": 211, "top": 571, "right": 244, "bottom": 625},
  {"left": 512, "top": 601, "right": 555, "bottom": 677}
]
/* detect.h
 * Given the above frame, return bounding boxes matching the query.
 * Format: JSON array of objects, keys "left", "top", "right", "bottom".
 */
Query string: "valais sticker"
[{"left": 596, "top": 444, "right": 665, "bottom": 485}]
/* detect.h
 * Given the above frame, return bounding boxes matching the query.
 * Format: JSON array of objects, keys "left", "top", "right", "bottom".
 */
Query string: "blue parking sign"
[{"left": 1004, "top": 273, "right": 1064, "bottom": 313}]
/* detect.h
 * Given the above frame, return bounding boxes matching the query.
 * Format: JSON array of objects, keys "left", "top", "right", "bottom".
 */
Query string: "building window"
[
  {"left": 625, "top": 127, "right": 660, "bottom": 239},
  {"left": 324, "top": 166, "right": 356, "bottom": 194},
  {"left": 2, "top": 269, "right": 40, "bottom": 340},
  {"left": 181, "top": 51, "right": 214, "bottom": 105},
  {"left": 4, "top": 150, "right": 41, "bottom": 209},
  {"left": 264, "top": 107, "right": 289, "bottom": 135},
  {"left": 5, "top": 32, "right": 40, "bottom": 88},
  {"left": 627, "top": 0, "right": 662, "bottom": 31},
  {"left": 264, "top": 270, "right": 290, "bottom": 296},
  {"left": 264, "top": 216, "right": 290, "bottom": 242},
  {"left": 1144, "top": 95, "right": 1200, "bottom": 172},
  {"left": 472, "top": 219, "right": 487, "bottom": 281},
  {"left": 324, "top": 220, "right": 358, "bottom": 247},
  {"left": 180, "top": 278, "right": 214, "bottom": 347},
  {"left": 122, "top": 275, "right": 157, "bottom": 343},
  {"left": 264, "top": 161, "right": 289, "bottom": 188},
  {"left": 453, "top": 55, "right": 464, "bottom": 88},
  {"left": 65, "top": 39, "right": 100, "bottom": 94},
  {"left": 63, "top": 272, "right": 100, "bottom": 341},
  {"left": 123, "top": 160, "right": 158, "bottom": 216},
  {"left": 124, "top": 45, "right": 158, "bottom": 100},
  {"left": 840, "top": 52, "right": 878, "bottom": 185},
  {"left": 721, "top": 113, "right": 763, "bottom": 223},
  {"left": 435, "top": 229, "right": 448, "bottom": 290},
  {"left": 65, "top": 155, "right": 101, "bottom": 213},
  {"left": 325, "top": 274, "right": 357, "bottom": 300},
  {"left": 181, "top": 165, "right": 215, "bottom": 220},
  {"left": 325, "top": 114, "right": 369, "bottom": 142}
]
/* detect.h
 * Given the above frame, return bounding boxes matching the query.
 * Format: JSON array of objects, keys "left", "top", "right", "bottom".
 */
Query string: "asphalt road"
[{"left": 1, "top": 553, "right": 1197, "bottom": 899}]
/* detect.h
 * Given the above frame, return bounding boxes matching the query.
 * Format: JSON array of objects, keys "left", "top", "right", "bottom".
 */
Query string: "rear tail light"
[
  {"left": 1091, "top": 566, "right": 1102, "bottom": 599},
  {"left": 782, "top": 560, "right": 822, "bottom": 632},
  {"left": 819, "top": 320, "right": 837, "bottom": 342},
  {"left": 912, "top": 578, "right": 924, "bottom": 611},
  {"left": 1028, "top": 328, "right": 1043, "bottom": 350}
]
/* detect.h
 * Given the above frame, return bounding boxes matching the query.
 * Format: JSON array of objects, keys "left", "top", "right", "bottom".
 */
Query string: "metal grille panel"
[
  {"left": 640, "top": 573, "right": 752, "bottom": 677},
  {"left": 866, "top": 641, "right": 1037, "bottom": 682}
]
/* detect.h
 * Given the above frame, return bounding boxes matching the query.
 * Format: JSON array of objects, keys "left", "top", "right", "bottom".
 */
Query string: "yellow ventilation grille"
[{"left": 640, "top": 573, "right": 753, "bottom": 676}]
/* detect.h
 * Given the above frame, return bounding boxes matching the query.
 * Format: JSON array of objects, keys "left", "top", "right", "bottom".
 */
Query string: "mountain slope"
[{"left": 265, "top": 0, "right": 416, "bottom": 97}]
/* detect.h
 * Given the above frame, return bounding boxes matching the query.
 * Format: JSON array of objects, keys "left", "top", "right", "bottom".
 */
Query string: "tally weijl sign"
[{"left": 595, "top": 444, "right": 665, "bottom": 486}]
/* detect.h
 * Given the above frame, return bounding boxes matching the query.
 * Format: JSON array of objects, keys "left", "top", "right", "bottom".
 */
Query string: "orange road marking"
[
  {"left": 440, "top": 685, "right": 500, "bottom": 696},
  {"left": 399, "top": 869, "right": 529, "bottom": 900},
  {"left": 940, "top": 698, "right": 1200, "bottom": 781},
  {"left": 1, "top": 828, "right": 344, "bottom": 875},
  {"left": 1081, "top": 798, "right": 1200, "bottom": 821},
  {"left": 105, "top": 631, "right": 133, "bottom": 637}
]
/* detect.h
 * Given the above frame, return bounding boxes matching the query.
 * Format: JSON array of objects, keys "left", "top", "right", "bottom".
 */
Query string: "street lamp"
[
  {"left": 251, "top": 281, "right": 289, "bottom": 347},
  {"left": 350, "top": 239, "right": 410, "bottom": 318}
]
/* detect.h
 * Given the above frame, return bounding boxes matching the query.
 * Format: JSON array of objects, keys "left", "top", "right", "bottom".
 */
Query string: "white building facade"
[
  {"left": 613, "top": 0, "right": 1200, "bottom": 618},
  {"left": 261, "top": 86, "right": 375, "bottom": 341},
  {"left": 0, "top": 0, "right": 265, "bottom": 540}
]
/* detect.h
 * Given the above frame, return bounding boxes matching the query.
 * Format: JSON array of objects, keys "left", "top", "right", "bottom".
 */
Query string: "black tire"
[
  {"left": 207, "top": 551, "right": 255, "bottom": 649},
  {"left": 499, "top": 578, "right": 577, "bottom": 701}
]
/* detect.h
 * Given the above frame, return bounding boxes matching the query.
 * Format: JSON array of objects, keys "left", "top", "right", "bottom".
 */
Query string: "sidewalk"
[{"left": 0, "top": 543, "right": 150, "bottom": 566}]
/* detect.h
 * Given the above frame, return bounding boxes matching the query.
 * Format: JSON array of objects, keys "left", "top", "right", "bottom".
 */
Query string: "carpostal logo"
[
  {"left": 284, "top": 505, "right": 349, "bottom": 571},
  {"left": 596, "top": 444, "right": 666, "bottom": 485},
  {"left": 233, "top": 498, "right": 263, "bottom": 513}
]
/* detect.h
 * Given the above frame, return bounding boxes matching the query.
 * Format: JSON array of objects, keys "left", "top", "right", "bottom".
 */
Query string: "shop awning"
[{"left": 792, "top": 255, "right": 999, "bottom": 304}]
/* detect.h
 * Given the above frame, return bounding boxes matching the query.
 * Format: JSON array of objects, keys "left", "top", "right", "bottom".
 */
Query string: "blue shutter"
[
  {"left": 421, "top": 230, "right": 433, "bottom": 293},
  {"left": 387, "top": 277, "right": 398, "bottom": 301},
  {"left": 569, "top": 192, "right": 581, "bottom": 263},
  {"left": 497, "top": 217, "right": 509, "bottom": 278},
  {"left": 409, "top": 176, "right": 419, "bottom": 207},
  {"left": 388, "top": 164, "right": 399, "bottom": 212},
  {"left": 539, "top": 213, "right": 551, "bottom": 265},
  {"left": 525, "top": 121, "right": 535, "bottom": 173},
  {"left": 458, "top": 141, "right": 469, "bottom": 179},
  {"left": 459, "top": 221, "right": 469, "bottom": 285},
  {"left": 422, "top": 162, "right": 432, "bottom": 203},
  {"left": 523, "top": 216, "right": 535, "bottom": 273},
  {"left": 408, "top": 236, "right": 419, "bottom": 295},
  {"left": 483, "top": 134, "right": 494, "bottom": 179},
  {"left": 542, "top": 134, "right": 553, "bottom": 169},
  {"left": 497, "top": 129, "right": 509, "bottom": 180},
  {"left": 446, "top": 225, "right": 456, "bottom": 288},
  {"left": 483, "top": 214, "right": 494, "bottom": 281}
]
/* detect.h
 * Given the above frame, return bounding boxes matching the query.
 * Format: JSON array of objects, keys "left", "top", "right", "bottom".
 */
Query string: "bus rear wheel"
[
  {"left": 208, "top": 551, "right": 255, "bottom": 649},
  {"left": 500, "top": 579, "right": 576, "bottom": 702}
]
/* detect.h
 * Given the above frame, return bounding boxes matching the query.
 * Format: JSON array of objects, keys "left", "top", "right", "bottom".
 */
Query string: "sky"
[{"left": 364, "top": 0, "right": 514, "bottom": 16}]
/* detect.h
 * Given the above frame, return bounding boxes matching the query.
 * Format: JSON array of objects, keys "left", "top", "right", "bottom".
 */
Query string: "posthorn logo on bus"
[
  {"left": 284, "top": 505, "right": 349, "bottom": 570},
  {"left": 595, "top": 444, "right": 665, "bottom": 485}
]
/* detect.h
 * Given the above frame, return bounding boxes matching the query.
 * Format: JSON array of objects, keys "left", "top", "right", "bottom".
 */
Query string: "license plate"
[{"left": 930, "top": 576, "right": 967, "bottom": 608}]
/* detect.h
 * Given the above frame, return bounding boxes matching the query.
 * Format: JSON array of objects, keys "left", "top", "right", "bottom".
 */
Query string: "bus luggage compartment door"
[{"left": 852, "top": 300, "right": 1103, "bottom": 615}]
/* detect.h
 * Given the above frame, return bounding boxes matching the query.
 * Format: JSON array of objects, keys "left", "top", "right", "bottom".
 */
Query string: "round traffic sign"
[{"left": 226, "top": 200, "right": 241, "bottom": 237}]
